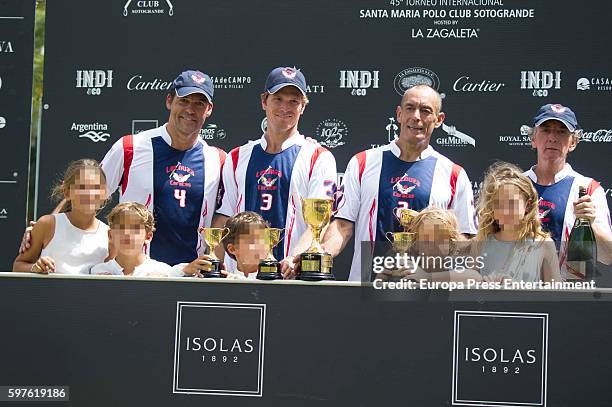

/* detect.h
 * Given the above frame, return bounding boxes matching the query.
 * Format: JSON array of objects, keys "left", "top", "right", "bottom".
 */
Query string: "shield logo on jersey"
[
  {"left": 537, "top": 197, "right": 554, "bottom": 222},
  {"left": 257, "top": 166, "right": 282, "bottom": 190}
]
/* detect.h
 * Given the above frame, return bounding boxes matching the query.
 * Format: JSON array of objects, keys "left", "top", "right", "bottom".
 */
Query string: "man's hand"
[
  {"left": 573, "top": 194, "right": 596, "bottom": 224},
  {"left": 19, "top": 221, "right": 36, "bottom": 254}
]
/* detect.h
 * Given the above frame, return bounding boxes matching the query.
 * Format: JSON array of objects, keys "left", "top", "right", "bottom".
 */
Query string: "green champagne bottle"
[{"left": 566, "top": 186, "right": 597, "bottom": 280}]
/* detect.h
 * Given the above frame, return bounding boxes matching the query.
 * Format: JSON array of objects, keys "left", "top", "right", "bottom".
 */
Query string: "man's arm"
[
  {"left": 451, "top": 168, "right": 478, "bottom": 235},
  {"left": 322, "top": 218, "right": 354, "bottom": 257}
]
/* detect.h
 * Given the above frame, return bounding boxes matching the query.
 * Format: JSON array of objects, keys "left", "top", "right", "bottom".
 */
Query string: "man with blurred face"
[
  {"left": 525, "top": 103, "right": 612, "bottom": 278},
  {"left": 212, "top": 67, "right": 337, "bottom": 276},
  {"left": 322, "top": 84, "right": 477, "bottom": 281}
]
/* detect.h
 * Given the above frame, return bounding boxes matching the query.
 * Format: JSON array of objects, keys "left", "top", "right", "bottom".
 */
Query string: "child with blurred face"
[
  {"left": 222, "top": 212, "right": 269, "bottom": 279},
  {"left": 91, "top": 202, "right": 175, "bottom": 277},
  {"left": 476, "top": 162, "right": 561, "bottom": 282},
  {"left": 13, "top": 159, "right": 109, "bottom": 275}
]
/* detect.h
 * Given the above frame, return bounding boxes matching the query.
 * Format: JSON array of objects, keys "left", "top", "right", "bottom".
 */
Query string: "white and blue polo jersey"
[
  {"left": 216, "top": 132, "right": 337, "bottom": 270},
  {"left": 101, "top": 124, "right": 225, "bottom": 265},
  {"left": 336, "top": 142, "right": 477, "bottom": 281},
  {"left": 525, "top": 164, "right": 611, "bottom": 279}
]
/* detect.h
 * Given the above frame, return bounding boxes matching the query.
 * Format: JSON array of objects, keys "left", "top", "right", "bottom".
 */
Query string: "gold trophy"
[
  {"left": 394, "top": 207, "right": 418, "bottom": 231},
  {"left": 257, "top": 228, "right": 284, "bottom": 280},
  {"left": 385, "top": 232, "right": 416, "bottom": 253},
  {"left": 200, "top": 227, "right": 229, "bottom": 278},
  {"left": 298, "top": 198, "right": 335, "bottom": 281}
]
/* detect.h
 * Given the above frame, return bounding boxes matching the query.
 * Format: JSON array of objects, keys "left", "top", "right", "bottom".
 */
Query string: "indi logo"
[
  {"left": 173, "top": 302, "right": 266, "bottom": 397},
  {"left": 452, "top": 310, "right": 548, "bottom": 407}
]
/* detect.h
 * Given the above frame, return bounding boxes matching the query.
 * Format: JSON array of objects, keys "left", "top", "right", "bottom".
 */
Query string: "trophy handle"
[
  {"left": 385, "top": 232, "right": 394, "bottom": 243},
  {"left": 220, "top": 227, "right": 230, "bottom": 241},
  {"left": 393, "top": 207, "right": 402, "bottom": 220}
]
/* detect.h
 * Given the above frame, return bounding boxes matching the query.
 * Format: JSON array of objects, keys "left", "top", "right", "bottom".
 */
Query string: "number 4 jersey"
[
  {"left": 216, "top": 133, "right": 337, "bottom": 269},
  {"left": 101, "top": 124, "right": 225, "bottom": 265}
]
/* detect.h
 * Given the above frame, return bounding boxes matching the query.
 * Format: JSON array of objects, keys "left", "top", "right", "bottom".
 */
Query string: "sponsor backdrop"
[
  {"left": 0, "top": 1, "right": 36, "bottom": 270},
  {"left": 1, "top": 276, "right": 611, "bottom": 405},
  {"left": 33, "top": 0, "right": 612, "bottom": 276}
]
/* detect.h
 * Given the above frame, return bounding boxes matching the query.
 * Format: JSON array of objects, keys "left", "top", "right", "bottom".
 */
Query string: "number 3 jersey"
[
  {"left": 216, "top": 133, "right": 337, "bottom": 269},
  {"left": 336, "top": 142, "right": 477, "bottom": 281},
  {"left": 101, "top": 124, "right": 225, "bottom": 265}
]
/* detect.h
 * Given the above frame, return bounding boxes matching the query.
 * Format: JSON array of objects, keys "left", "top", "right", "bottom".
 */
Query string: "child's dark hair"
[
  {"left": 50, "top": 159, "right": 107, "bottom": 213},
  {"left": 222, "top": 211, "right": 269, "bottom": 261}
]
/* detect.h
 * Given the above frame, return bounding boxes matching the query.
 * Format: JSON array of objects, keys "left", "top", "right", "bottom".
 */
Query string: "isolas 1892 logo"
[
  {"left": 173, "top": 302, "right": 266, "bottom": 397},
  {"left": 452, "top": 310, "right": 548, "bottom": 407}
]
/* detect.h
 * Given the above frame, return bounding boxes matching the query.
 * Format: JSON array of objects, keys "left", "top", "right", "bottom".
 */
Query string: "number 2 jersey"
[
  {"left": 525, "top": 164, "right": 611, "bottom": 279},
  {"left": 336, "top": 142, "right": 477, "bottom": 281},
  {"left": 216, "top": 133, "right": 337, "bottom": 271},
  {"left": 101, "top": 124, "right": 225, "bottom": 265}
]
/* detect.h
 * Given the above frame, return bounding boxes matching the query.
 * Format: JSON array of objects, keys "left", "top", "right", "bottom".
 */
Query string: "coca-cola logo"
[{"left": 579, "top": 129, "right": 612, "bottom": 143}]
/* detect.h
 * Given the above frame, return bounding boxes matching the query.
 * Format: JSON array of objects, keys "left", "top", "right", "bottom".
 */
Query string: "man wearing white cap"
[
  {"left": 525, "top": 103, "right": 612, "bottom": 278},
  {"left": 212, "top": 67, "right": 337, "bottom": 276}
]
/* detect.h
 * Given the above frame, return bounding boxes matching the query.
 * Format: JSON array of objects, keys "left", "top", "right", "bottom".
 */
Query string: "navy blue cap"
[
  {"left": 533, "top": 103, "right": 578, "bottom": 132},
  {"left": 264, "top": 67, "right": 307, "bottom": 96},
  {"left": 172, "top": 70, "right": 214, "bottom": 103}
]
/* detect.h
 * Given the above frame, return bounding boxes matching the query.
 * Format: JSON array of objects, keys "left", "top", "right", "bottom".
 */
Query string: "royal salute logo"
[
  {"left": 0, "top": 116, "right": 6, "bottom": 129},
  {"left": 520, "top": 70, "right": 561, "bottom": 97},
  {"left": 71, "top": 122, "right": 111, "bottom": 143},
  {"left": 0, "top": 41, "right": 14, "bottom": 53},
  {"left": 76, "top": 70, "right": 113, "bottom": 96},
  {"left": 123, "top": 0, "right": 174, "bottom": 16},
  {"left": 452, "top": 310, "right": 548, "bottom": 407},
  {"left": 339, "top": 70, "right": 380, "bottom": 96},
  {"left": 315, "top": 119, "right": 347, "bottom": 149},
  {"left": 499, "top": 125, "right": 533, "bottom": 147},
  {"left": 173, "top": 302, "right": 266, "bottom": 397},
  {"left": 394, "top": 67, "right": 440, "bottom": 96}
]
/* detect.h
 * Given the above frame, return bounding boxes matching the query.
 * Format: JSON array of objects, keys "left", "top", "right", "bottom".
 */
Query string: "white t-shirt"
[{"left": 91, "top": 257, "right": 179, "bottom": 277}]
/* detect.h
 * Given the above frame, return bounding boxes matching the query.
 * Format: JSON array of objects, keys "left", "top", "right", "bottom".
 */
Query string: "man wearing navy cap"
[
  {"left": 212, "top": 67, "right": 337, "bottom": 277},
  {"left": 99, "top": 70, "right": 226, "bottom": 269},
  {"left": 525, "top": 103, "right": 612, "bottom": 279}
]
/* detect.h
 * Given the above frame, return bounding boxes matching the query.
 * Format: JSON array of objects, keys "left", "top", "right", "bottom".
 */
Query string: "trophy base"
[
  {"left": 257, "top": 261, "right": 282, "bottom": 280},
  {"left": 202, "top": 259, "right": 225, "bottom": 278},
  {"left": 298, "top": 252, "right": 335, "bottom": 281},
  {"left": 299, "top": 271, "right": 335, "bottom": 281}
]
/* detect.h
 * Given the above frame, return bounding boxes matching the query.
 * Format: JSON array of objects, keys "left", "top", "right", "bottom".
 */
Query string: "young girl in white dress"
[{"left": 13, "top": 159, "right": 110, "bottom": 275}]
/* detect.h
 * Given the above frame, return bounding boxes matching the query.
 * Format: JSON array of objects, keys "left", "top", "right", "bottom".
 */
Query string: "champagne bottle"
[{"left": 566, "top": 186, "right": 597, "bottom": 280}]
